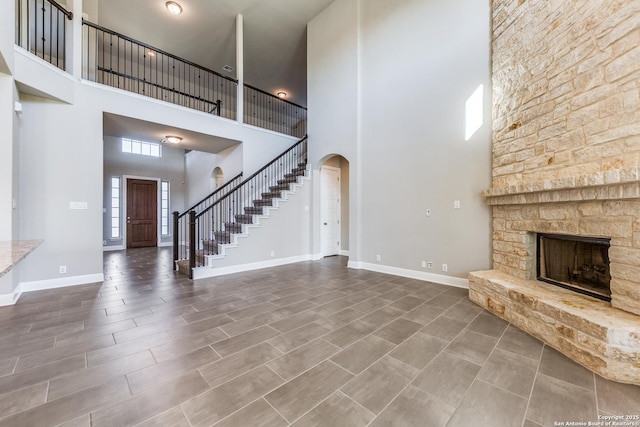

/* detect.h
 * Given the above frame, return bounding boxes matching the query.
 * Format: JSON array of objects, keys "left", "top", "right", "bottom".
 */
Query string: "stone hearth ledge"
[{"left": 469, "top": 270, "right": 640, "bottom": 385}]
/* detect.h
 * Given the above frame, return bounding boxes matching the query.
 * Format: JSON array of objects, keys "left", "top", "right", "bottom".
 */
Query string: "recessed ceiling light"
[
  {"left": 277, "top": 91, "right": 287, "bottom": 98},
  {"left": 147, "top": 50, "right": 156, "bottom": 57},
  {"left": 165, "top": 1, "right": 182, "bottom": 15},
  {"left": 222, "top": 65, "right": 234, "bottom": 73},
  {"left": 164, "top": 135, "right": 182, "bottom": 144}
]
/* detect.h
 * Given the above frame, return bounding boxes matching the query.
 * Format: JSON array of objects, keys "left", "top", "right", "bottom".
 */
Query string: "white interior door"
[{"left": 321, "top": 166, "right": 341, "bottom": 256}]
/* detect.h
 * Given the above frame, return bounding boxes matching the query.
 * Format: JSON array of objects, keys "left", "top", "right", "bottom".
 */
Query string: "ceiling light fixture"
[
  {"left": 164, "top": 135, "right": 182, "bottom": 144},
  {"left": 277, "top": 91, "right": 287, "bottom": 98},
  {"left": 147, "top": 50, "right": 156, "bottom": 57},
  {"left": 165, "top": 1, "right": 182, "bottom": 15}
]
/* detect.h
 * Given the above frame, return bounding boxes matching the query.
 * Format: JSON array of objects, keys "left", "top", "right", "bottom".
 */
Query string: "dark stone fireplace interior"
[{"left": 537, "top": 233, "right": 611, "bottom": 301}]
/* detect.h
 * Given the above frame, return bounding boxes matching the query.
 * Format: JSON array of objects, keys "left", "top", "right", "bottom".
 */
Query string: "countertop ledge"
[{"left": 0, "top": 240, "right": 44, "bottom": 278}]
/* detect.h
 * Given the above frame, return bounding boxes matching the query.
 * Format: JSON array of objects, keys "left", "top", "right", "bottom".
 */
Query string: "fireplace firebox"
[{"left": 536, "top": 233, "right": 611, "bottom": 301}]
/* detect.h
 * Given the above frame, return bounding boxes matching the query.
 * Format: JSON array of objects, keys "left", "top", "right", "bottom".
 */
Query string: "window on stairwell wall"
[
  {"left": 161, "top": 181, "right": 170, "bottom": 236},
  {"left": 465, "top": 84, "right": 484, "bottom": 141},
  {"left": 111, "top": 177, "right": 121, "bottom": 238}
]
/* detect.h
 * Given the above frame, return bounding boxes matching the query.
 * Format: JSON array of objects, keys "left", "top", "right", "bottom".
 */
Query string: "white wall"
[
  {"left": 103, "top": 135, "right": 187, "bottom": 248},
  {"left": 15, "top": 67, "right": 299, "bottom": 287},
  {"left": 184, "top": 144, "right": 243, "bottom": 208},
  {"left": 308, "top": 0, "right": 492, "bottom": 281},
  {"left": 0, "top": 0, "right": 14, "bottom": 74}
]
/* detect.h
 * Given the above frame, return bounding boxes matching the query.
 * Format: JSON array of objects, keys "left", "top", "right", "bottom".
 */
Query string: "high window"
[{"left": 122, "top": 138, "right": 161, "bottom": 157}]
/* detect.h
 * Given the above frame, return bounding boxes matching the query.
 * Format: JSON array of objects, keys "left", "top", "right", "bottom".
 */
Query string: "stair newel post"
[
  {"left": 188, "top": 210, "right": 196, "bottom": 279},
  {"left": 172, "top": 211, "right": 179, "bottom": 268}
]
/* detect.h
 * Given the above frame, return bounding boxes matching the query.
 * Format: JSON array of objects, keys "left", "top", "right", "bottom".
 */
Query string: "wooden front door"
[{"left": 126, "top": 179, "right": 158, "bottom": 248}]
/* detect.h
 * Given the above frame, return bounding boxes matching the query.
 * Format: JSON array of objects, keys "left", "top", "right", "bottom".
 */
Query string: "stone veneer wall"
[
  {"left": 492, "top": 0, "right": 640, "bottom": 189},
  {"left": 469, "top": 0, "right": 640, "bottom": 384},
  {"left": 488, "top": 0, "right": 640, "bottom": 317}
]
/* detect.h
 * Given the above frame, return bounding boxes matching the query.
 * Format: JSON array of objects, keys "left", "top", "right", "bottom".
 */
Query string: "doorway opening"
[
  {"left": 320, "top": 155, "right": 350, "bottom": 258},
  {"left": 211, "top": 167, "right": 224, "bottom": 191}
]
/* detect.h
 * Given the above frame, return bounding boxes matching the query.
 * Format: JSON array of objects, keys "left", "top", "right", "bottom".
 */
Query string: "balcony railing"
[
  {"left": 81, "top": 21, "right": 307, "bottom": 137},
  {"left": 244, "top": 85, "right": 307, "bottom": 138},
  {"left": 15, "top": 0, "right": 72, "bottom": 70},
  {"left": 82, "top": 20, "right": 238, "bottom": 120}
]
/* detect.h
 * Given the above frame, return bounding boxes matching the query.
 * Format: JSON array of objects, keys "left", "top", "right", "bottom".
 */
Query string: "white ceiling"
[
  {"left": 103, "top": 113, "right": 240, "bottom": 154},
  {"left": 94, "top": 0, "right": 336, "bottom": 107}
]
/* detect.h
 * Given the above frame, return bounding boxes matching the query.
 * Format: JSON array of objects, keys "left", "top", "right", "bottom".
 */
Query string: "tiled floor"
[{"left": 0, "top": 248, "right": 639, "bottom": 427}]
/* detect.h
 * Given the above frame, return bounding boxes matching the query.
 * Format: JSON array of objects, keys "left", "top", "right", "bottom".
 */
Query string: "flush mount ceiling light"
[
  {"left": 277, "top": 91, "right": 287, "bottom": 98},
  {"left": 164, "top": 135, "right": 182, "bottom": 144},
  {"left": 165, "top": 1, "right": 182, "bottom": 15}
]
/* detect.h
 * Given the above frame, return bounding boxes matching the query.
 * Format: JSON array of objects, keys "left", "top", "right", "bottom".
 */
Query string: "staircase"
[{"left": 174, "top": 137, "right": 308, "bottom": 278}]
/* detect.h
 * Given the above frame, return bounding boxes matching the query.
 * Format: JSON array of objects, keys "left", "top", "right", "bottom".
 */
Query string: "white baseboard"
[
  {"left": 0, "top": 273, "right": 104, "bottom": 306},
  {"left": 193, "top": 255, "right": 315, "bottom": 280},
  {"left": 339, "top": 250, "right": 350, "bottom": 256},
  {"left": 103, "top": 245, "right": 125, "bottom": 252},
  {"left": 347, "top": 261, "right": 469, "bottom": 289},
  {"left": 0, "top": 286, "right": 22, "bottom": 306},
  {"left": 20, "top": 273, "right": 105, "bottom": 293}
]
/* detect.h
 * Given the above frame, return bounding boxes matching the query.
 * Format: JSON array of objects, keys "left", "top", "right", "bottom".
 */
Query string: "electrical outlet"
[
  {"left": 59, "top": 265, "right": 67, "bottom": 274},
  {"left": 442, "top": 264, "right": 448, "bottom": 272},
  {"left": 428, "top": 261, "right": 433, "bottom": 269},
  {"left": 270, "top": 251, "right": 275, "bottom": 257},
  {"left": 376, "top": 254, "right": 381, "bottom": 262},
  {"left": 421, "top": 260, "right": 427, "bottom": 268},
  {"left": 453, "top": 200, "right": 461, "bottom": 209}
]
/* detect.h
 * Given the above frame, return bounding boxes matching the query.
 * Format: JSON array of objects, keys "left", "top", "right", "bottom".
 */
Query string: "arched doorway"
[
  {"left": 211, "top": 167, "right": 224, "bottom": 191},
  {"left": 320, "top": 155, "right": 350, "bottom": 257}
]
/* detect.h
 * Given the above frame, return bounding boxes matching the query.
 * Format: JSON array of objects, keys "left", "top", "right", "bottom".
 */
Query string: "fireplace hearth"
[{"left": 537, "top": 234, "right": 611, "bottom": 302}]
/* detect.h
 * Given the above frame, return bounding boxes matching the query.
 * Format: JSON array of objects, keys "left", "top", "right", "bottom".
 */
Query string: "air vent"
[{"left": 222, "top": 65, "right": 234, "bottom": 72}]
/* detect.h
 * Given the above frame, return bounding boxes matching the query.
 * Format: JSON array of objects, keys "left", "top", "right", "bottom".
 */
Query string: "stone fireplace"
[{"left": 470, "top": 0, "right": 640, "bottom": 385}]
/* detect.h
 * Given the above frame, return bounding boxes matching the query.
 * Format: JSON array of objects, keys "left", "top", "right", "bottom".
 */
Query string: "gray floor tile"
[
  {"left": 595, "top": 375, "right": 640, "bottom": 414},
  {"left": 497, "top": 325, "right": 544, "bottom": 361},
  {"left": 267, "top": 339, "right": 342, "bottom": 381},
  {"left": 359, "top": 306, "right": 406, "bottom": 328},
  {"left": 267, "top": 322, "right": 331, "bottom": 353},
  {"left": 1, "top": 250, "right": 638, "bottom": 427},
  {"left": 199, "top": 342, "right": 282, "bottom": 388},
  {"left": 412, "top": 352, "right": 481, "bottom": 408},
  {"left": 134, "top": 407, "right": 191, "bottom": 427},
  {"left": 291, "top": 391, "right": 374, "bottom": 427},
  {"left": 370, "top": 385, "right": 455, "bottom": 427},
  {"left": 214, "top": 398, "right": 288, "bottom": 427},
  {"left": 526, "top": 373, "right": 598, "bottom": 426},
  {"left": 389, "top": 332, "right": 447, "bottom": 370},
  {"left": 477, "top": 348, "right": 537, "bottom": 398},
  {"left": 442, "top": 302, "right": 483, "bottom": 323},
  {"left": 539, "top": 346, "right": 595, "bottom": 390},
  {"left": 373, "top": 318, "right": 423, "bottom": 345},
  {"left": 181, "top": 366, "right": 283, "bottom": 427},
  {"left": 447, "top": 380, "right": 528, "bottom": 427},
  {"left": 420, "top": 316, "right": 467, "bottom": 341},
  {"left": 401, "top": 304, "right": 446, "bottom": 325},
  {"left": 323, "top": 320, "right": 378, "bottom": 348},
  {"left": 265, "top": 361, "right": 353, "bottom": 422},
  {"left": 331, "top": 335, "right": 395, "bottom": 375},
  {"left": 445, "top": 329, "right": 498, "bottom": 365},
  {"left": 341, "top": 356, "right": 418, "bottom": 414},
  {"left": 466, "top": 312, "right": 509, "bottom": 338},
  {"left": 212, "top": 325, "right": 281, "bottom": 357}
]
